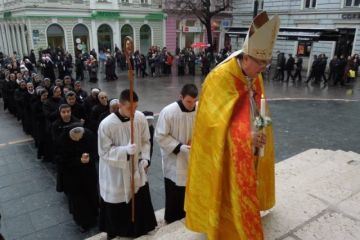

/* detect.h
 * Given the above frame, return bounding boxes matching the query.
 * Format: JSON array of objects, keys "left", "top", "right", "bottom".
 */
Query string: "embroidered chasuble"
[{"left": 185, "top": 57, "right": 276, "bottom": 240}]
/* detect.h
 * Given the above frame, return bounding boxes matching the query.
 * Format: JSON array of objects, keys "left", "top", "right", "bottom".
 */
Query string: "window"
[
  {"left": 141, "top": 0, "right": 149, "bottom": 4},
  {"left": 176, "top": 20, "right": 181, "bottom": 31},
  {"left": 297, "top": 41, "right": 312, "bottom": 57},
  {"left": 258, "top": 0, "right": 264, "bottom": 11},
  {"left": 304, "top": 0, "right": 316, "bottom": 8},
  {"left": 345, "top": 0, "right": 360, "bottom": 7},
  {"left": 253, "top": 0, "right": 264, "bottom": 11}
]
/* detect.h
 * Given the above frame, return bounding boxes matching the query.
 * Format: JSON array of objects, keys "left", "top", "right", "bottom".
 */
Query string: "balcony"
[
  {"left": 2, "top": 0, "right": 89, "bottom": 10},
  {"left": 118, "top": 1, "right": 162, "bottom": 9}
]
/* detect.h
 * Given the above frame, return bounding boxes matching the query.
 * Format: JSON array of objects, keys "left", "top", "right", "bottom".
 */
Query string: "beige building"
[
  {"left": 229, "top": 0, "right": 360, "bottom": 71},
  {"left": 0, "top": 0, "right": 165, "bottom": 58}
]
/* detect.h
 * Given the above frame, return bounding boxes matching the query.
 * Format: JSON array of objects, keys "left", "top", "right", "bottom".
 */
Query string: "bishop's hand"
[{"left": 253, "top": 132, "right": 266, "bottom": 149}]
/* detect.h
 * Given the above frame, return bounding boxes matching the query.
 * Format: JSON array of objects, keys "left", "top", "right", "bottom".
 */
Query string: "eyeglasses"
[{"left": 248, "top": 55, "right": 271, "bottom": 69}]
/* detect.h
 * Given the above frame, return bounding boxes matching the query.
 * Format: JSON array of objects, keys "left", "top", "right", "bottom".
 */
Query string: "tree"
[{"left": 164, "top": 0, "right": 232, "bottom": 54}]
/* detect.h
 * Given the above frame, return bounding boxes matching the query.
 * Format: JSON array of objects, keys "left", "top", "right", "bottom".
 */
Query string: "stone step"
[{"left": 87, "top": 149, "right": 360, "bottom": 240}]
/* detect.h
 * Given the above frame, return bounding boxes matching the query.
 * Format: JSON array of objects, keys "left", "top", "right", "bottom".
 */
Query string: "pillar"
[
  {"left": 20, "top": 24, "right": 29, "bottom": 56},
  {"left": 15, "top": 24, "right": 23, "bottom": 57}
]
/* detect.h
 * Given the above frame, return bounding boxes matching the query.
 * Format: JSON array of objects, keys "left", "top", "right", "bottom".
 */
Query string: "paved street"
[{"left": 0, "top": 69, "right": 360, "bottom": 239}]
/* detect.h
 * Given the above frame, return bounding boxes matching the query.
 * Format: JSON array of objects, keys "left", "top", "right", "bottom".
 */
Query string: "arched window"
[
  {"left": 140, "top": 24, "right": 151, "bottom": 54},
  {"left": 47, "top": 24, "right": 65, "bottom": 50},
  {"left": 121, "top": 24, "right": 134, "bottom": 50},
  {"left": 98, "top": 24, "right": 113, "bottom": 52},
  {"left": 73, "top": 24, "right": 89, "bottom": 55}
]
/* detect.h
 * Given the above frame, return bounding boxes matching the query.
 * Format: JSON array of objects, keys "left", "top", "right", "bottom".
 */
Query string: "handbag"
[{"left": 348, "top": 70, "right": 355, "bottom": 78}]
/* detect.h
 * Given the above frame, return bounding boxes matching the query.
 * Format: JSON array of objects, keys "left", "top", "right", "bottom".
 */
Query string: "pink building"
[{"left": 165, "top": 14, "right": 232, "bottom": 54}]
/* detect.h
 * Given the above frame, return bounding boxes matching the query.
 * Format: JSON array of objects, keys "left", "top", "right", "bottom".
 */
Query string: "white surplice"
[
  {"left": 98, "top": 111, "right": 150, "bottom": 204},
  {"left": 155, "top": 101, "right": 196, "bottom": 186}
]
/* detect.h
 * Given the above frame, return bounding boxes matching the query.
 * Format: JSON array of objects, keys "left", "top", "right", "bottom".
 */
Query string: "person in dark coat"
[
  {"left": 42, "top": 78, "right": 52, "bottom": 96},
  {"left": 99, "top": 98, "right": 119, "bottom": 122},
  {"left": 74, "top": 81, "right": 88, "bottom": 104},
  {"left": 200, "top": 52, "right": 210, "bottom": 76},
  {"left": 56, "top": 56, "right": 68, "bottom": 80},
  {"left": 65, "top": 91, "right": 87, "bottom": 124},
  {"left": 24, "top": 58, "right": 35, "bottom": 75},
  {"left": 52, "top": 104, "right": 80, "bottom": 192},
  {"left": 43, "top": 56, "right": 56, "bottom": 83},
  {"left": 285, "top": 54, "right": 295, "bottom": 82},
  {"left": 75, "top": 54, "right": 85, "bottom": 81},
  {"left": 105, "top": 54, "right": 117, "bottom": 81},
  {"left": 83, "top": 88, "right": 100, "bottom": 117},
  {"left": 22, "top": 82, "right": 36, "bottom": 135},
  {"left": 273, "top": 52, "right": 286, "bottom": 81},
  {"left": 188, "top": 51, "right": 196, "bottom": 76},
  {"left": 33, "top": 89, "right": 51, "bottom": 160},
  {"left": 86, "top": 55, "right": 98, "bottom": 83},
  {"left": 306, "top": 55, "right": 319, "bottom": 84},
  {"left": 293, "top": 55, "right": 303, "bottom": 82},
  {"left": 3, "top": 73, "right": 18, "bottom": 115},
  {"left": 177, "top": 51, "right": 185, "bottom": 76},
  {"left": 14, "top": 80, "right": 27, "bottom": 122},
  {"left": 334, "top": 55, "right": 347, "bottom": 86},
  {"left": 318, "top": 54, "right": 328, "bottom": 84},
  {"left": 87, "top": 91, "right": 108, "bottom": 134},
  {"left": 140, "top": 54, "right": 148, "bottom": 78},
  {"left": 29, "top": 49, "right": 36, "bottom": 65},
  {"left": 42, "top": 86, "right": 63, "bottom": 162},
  {"left": 328, "top": 56, "right": 339, "bottom": 84},
  {"left": 57, "top": 126, "right": 99, "bottom": 232}
]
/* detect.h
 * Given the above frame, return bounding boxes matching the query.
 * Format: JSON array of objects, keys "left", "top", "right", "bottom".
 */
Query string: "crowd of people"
[
  {"left": 0, "top": 50, "right": 203, "bottom": 238},
  {"left": 272, "top": 51, "right": 360, "bottom": 86},
  {"left": 0, "top": 45, "right": 232, "bottom": 86}
]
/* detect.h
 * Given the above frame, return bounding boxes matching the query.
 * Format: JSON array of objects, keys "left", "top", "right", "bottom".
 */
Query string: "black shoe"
[{"left": 78, "top": 226, "right": 88, "bottom": 233}]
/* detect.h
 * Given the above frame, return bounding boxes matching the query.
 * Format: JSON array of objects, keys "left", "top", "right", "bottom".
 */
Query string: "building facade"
[
  {"left": 229, "top": 0, "right": 360, "bottom": 71},
  {"left": 0, "top": 0, "right": 165, "bottom": 58},
  {"left": 164, "top": 0, "right": 233, "bottom": 53}
]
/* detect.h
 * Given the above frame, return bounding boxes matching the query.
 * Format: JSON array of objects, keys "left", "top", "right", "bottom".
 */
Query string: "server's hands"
[
  {"left": 180, "top": 144, "right": 191, "bottom": 155},
  {"left": 125, "top": 143, "right": 136, "bottom": 155}
]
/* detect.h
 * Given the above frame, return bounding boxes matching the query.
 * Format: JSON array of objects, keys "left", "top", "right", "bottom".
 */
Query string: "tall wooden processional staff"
[{"left": 123, "top": 36, "right": 136, "bottom": 223}]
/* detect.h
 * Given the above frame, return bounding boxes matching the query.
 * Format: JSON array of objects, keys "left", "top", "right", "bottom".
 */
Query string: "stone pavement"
[{"left": 129, "top": 149, "right": 360, "bottom": 240}]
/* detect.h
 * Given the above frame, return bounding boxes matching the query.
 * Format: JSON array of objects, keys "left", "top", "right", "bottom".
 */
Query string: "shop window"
[
  {"left": 297, "top": 41, "right": 312, "bottom": 57},
  {"left": 304, "top": 0, "right": 316, "bottom": 8},
  {"left": 345, "top": 0, "right": 360, "bottom": 7}
]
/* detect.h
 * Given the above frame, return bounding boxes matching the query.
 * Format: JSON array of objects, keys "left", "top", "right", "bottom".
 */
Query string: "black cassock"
[
  {"left": 99, "top": 183, "right": 157, "bottom": 239},
  {"left": 57, "top": 128, "right": 99, "bottom": 229},
  {"left": 43, "top": 61, "right": 56, "bottom": 82}
]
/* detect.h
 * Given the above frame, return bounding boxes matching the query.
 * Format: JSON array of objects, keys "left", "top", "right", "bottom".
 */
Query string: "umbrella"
[{"left": 191, "top": 42, "right": 210, "bottom": 48}]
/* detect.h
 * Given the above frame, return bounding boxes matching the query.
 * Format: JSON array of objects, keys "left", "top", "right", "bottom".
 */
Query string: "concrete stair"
[{"left": 87, "top": 149, "right": 360, "bottom": 240}]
